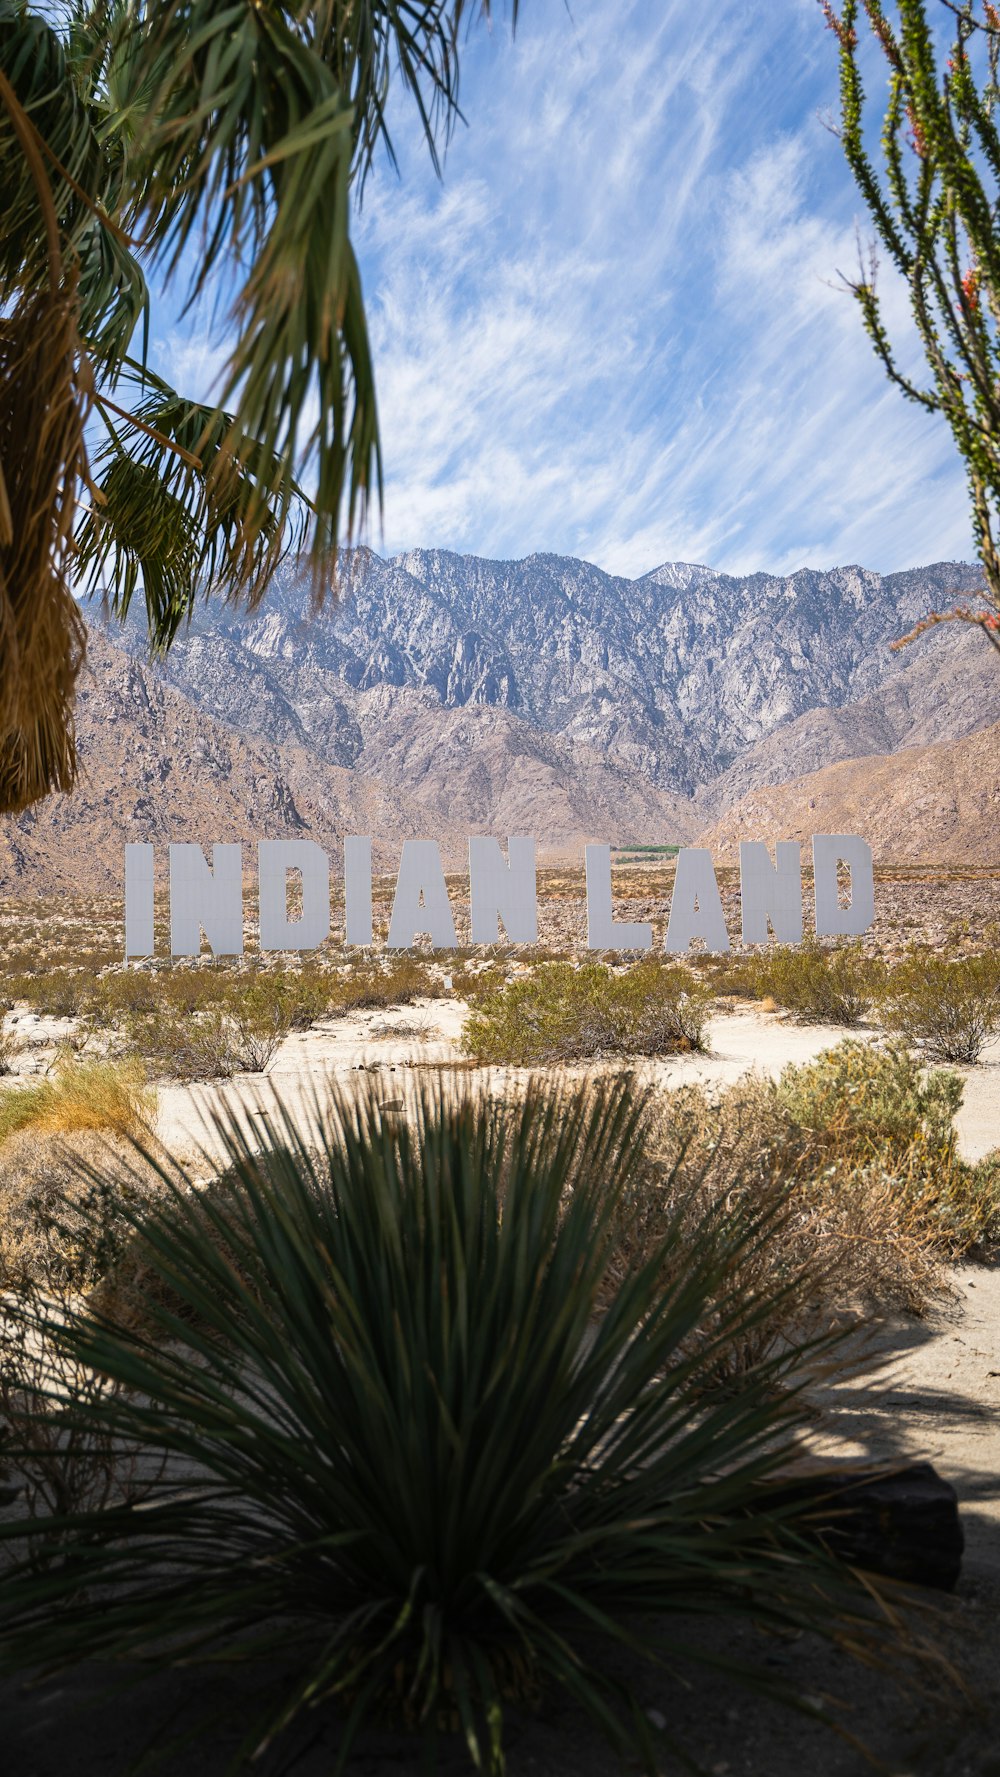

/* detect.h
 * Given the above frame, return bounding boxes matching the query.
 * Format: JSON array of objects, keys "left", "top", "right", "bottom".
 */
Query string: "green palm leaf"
[{"left": 0, "top": 0, "right": 515, "bottom": 808}]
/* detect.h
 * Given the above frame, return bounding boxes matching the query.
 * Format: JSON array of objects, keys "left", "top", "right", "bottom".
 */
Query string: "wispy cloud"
[
  {"left": 351, "top": 0, "right": 974, "bottom": 578},
  {"left": 148, "top": 0, "right": 976, "bottom": 582}
]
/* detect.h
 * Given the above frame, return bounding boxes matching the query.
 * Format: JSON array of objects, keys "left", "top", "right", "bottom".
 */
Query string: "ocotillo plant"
[{"left": 822, "top": 0, "right": 1000, "bottom": 654}]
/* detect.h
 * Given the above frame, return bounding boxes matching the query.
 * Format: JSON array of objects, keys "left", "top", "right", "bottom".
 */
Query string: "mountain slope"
[
  {"left": 127, "top": 550, "right": 996, "bottom": 801},
  {"left": 0, "top": 631, "right": 698, "bottom": 895},
  {"left": 694, "top": 623, "right": 1000, "bottom": 817},
  {"left": 696, "top": 721, "right": 1000, "bottom": 865},
  {"left": 5, "top": 548, "right": 1000, "bottom": 896}
]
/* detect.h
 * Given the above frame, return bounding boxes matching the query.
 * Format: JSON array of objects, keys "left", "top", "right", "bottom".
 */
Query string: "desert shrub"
[
  {"left": 598, "top": 1072, "right": 938, "bottom": 1337},
  {"left": 0, "top": 1278, "right": 165, "bottom": 1538},
  {"left": 877, "top": 950, "right": 1000, "bottom": 1063},
  {"left": 774, "top": 1037, "right": 961, "bottom": 1155},
  {"left": 92, "top": 959, "right": 439, "bottom": 1038},
  {"left": 0, "top": 1128, "right": 172, "bottom": 1292},
  {"left": 593, "top": 1039, "right": 1000, "bottom": 1333},
  {"left": 0, "top": 1079, "right": 910, "bottom": 1774},
  {"left": 746, "top": 939, "right": 883, "bottom": 1025},
  {"left": 0, "top": 1028, "right": 19, "bottom": 1075},
  {"left": 225, "top": 983, "right": 300, "bottom": 1072},
  {"left": 0, "top": 1058, "right": 153, "bottom": 1150},
  {"left": 326, "top": 956, "right": 443, "bottom": 1012},
  {"left": 120, "top": 1009, "right": 240, "bottom": 1081},
  {"left": 774, "top": 1040, "right": 1000, "bottom": 1258},
  {"left": 461, "top": 960, "right": 711, "bottom": 1063},
  {"left": 2, "top": 968, "right": 90, "bottom": 1017}
]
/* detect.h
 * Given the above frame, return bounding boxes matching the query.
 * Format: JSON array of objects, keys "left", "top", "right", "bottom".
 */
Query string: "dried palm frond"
[
  {"left": 0, "top": 281, "right": 92, "bottom": 812},
  {"left": 0, "top": 64, "right": 93, "bottom": 813}
]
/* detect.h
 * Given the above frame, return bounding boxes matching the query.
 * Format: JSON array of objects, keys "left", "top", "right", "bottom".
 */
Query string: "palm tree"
[{"left": 0, "top": 0, "right": 515, "bottom": 813}]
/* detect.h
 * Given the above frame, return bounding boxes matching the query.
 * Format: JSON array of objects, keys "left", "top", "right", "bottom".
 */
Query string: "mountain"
[
  {"left": 2, "top": 548, "right": 999, "bottom": 895},
  {"left": 0, "top": 631, "right": 697, "bottom": 896},
  {"left": 697, "top": 720, "right": 1000, "bottom": 866},
  {"left": 124, "top": 549, "right": 996, "bottom": 800},
  {"left": 694, "top": 621, "right": 1000, "bottom": 818}
]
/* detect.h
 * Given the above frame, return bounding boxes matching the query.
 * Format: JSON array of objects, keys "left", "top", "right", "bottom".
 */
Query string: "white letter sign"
[
  {"left": 387, "top": 840, "right": 457, "bottom": 950},
  {"left": 169, "top": 843, "right": 243, "bottom": 957},
  {"left": 258, "top": 840, "right": 330, "bottom": 952},
  {"left": 812, "top": 834, "right": 875, "bottom": 938},
  {"left": 739, "top": 840, "right": 803, "bottom": 946},
  {"left": 344, "top": 836, "right": 374, "bottom": 947},
  {"left": 665, "top": 848, "right": 730, "bottom": 954},
  {"left": 585, "top": 844, "right": 652, "bottom": 950},
  {"left": 126, "top": 829, "right": 876, "bottom": 959},
  {"left": 125, "top": 842, "right": 154, "bottom": 958}
]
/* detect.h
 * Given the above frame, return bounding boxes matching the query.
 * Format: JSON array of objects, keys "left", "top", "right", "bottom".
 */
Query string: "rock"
[{"left": 759, "top": 1460, "right": 964, "bottom": 1591}]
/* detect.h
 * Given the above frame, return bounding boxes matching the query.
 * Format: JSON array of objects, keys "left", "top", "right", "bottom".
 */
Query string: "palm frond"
[
  {"left": 0, "top": 0, "right": 519, "bottom": 808},
  {"left": 76, "top": 356, "right": 313, "bottom": 647}
]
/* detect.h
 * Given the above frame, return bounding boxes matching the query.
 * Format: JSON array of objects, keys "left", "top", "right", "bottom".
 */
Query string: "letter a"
[
  {"left": 664, "top": 849, "right": 730, "bottom": 954},
  {"left": 387, "top": 840, "right": 457, "bottom": 950}
]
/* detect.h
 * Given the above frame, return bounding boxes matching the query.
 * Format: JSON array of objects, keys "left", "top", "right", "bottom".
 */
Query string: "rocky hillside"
[
  {"left": 697, "top": 720, "right": 1000, "bottom": 866},
  {"left": 130, "top": 549, "right": 998, "bottom": 799},
  {"left": 0, "top": 631, "right": 697, "bottom": 896}
]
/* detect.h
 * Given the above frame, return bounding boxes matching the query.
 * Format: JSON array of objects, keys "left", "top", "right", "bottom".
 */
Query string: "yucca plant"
[{"left": 0, "top": 1077, "right": 922, "bottom": 1774}]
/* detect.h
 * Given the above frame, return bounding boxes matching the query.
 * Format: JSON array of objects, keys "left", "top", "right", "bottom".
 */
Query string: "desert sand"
[{"left": 153, "top": 1000, "right": 1000, "bottom": 1171}]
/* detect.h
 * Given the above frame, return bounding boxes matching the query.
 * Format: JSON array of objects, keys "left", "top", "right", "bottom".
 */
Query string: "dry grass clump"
[
  {"left": 0, "top": 1058, "right": 152, "bottom": 1150},
  {"left": 774, "top": 1039, "right": 1000, "bottom": 1256},
  {"left": 877, "top": 949, "right": 1000, "bottom": 1063},
  {"left": 591, "top": 1039, "right": 1000, "bottom": 1342},
  {"left": 461, "top": 960, "right": 711, "bottom": 1064}
]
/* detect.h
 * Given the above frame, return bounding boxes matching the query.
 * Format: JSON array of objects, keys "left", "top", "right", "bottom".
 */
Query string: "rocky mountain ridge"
[
  {"left": 125, "top": 548, "right": 998, "bottom": 800},
  {"left": 2, "top": 548, "right": 999, "bottom": 895}
]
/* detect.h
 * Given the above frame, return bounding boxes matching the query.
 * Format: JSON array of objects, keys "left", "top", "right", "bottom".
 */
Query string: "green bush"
[
  {"left": 0, "top": 1080, "right": 905, "bottom": 1774},
  {"left": 774, "top": 1036, "right": 961, "bottom": 1156},
  {"left": 461, "top": 960, "right": 711, "bottom": 1064},
  {"left": 878, "top": 950, "right": 1000, "bottom": 1063},
  {"left": 773, "top": 1039, "right": 1000, "bottom": 1256},
  {"left": 746, "top": 939, "right": 883, "bottom": 1025}
]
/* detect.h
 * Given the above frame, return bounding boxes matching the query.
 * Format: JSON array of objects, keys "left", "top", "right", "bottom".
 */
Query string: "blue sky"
[{"left": 159, "top": 0, "right": 976, "bottom": 581}]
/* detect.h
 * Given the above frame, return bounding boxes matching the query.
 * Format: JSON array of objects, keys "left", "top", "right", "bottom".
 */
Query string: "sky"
[{"left": 157, "top": 0, "right": 977, "bottom": 582}]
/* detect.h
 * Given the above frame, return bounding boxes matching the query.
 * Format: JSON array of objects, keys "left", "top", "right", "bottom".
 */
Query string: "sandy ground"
[{"left": 152, "top": 1001, "right": 1000, "bottom": 1172}]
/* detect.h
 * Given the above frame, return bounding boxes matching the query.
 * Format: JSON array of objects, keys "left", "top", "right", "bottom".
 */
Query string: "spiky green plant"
[{"left": 0, "top": 1078, "right": 917, "bottom": 1774}]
